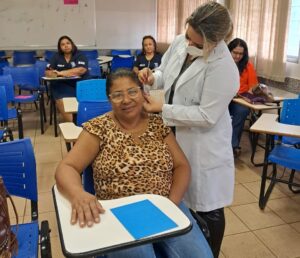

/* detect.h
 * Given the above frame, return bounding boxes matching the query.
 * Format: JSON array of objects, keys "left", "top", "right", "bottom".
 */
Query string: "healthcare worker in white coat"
[{"left": 139, "top": 2, "right": 239, "bottom": 257}]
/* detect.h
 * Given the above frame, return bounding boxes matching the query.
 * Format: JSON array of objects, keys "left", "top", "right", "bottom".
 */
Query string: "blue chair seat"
[
  {"left": 281, "top": 136, "right": 300, "bottom": 146},
  {"left": 14, "top": 92, "right": 39, "bottom": 103},
  {"left": 11, "top": 222, "right": 39, "bottom": 258},
  {"left": 268, "top": 145, "right": 300, "bottom": 171}
]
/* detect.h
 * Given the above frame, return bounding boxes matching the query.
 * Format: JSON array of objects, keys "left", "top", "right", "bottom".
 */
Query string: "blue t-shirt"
[{"left": 134, "top": 52, "right": 162, "bottom": 71}]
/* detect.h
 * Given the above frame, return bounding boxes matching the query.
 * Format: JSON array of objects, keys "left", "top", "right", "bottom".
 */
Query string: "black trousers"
[{"left": 197, "top": 208, "right": 225, "bottom": 258}]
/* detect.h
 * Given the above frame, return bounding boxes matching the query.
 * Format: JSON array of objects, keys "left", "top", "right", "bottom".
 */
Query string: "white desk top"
[
  {"left": 250, "top": 113, "right": 300, "bottom": 138},
  {"left": 233, "top": 97, "right": 283, "bottom": 111},
  {"left": 97, "top": 56, "right": 113, "bottom": 65},
  {"left": 62, "top": 97, "right": 78, "bottom": 114},
  {"left": 42, "top": 76, "right": 80, "bottom": 81},
  {"left": 53, "top": 185, "right": 191, "bottom": 257},
  {"left": 59, "top": 122, "right": 82, "bottom": 142}
]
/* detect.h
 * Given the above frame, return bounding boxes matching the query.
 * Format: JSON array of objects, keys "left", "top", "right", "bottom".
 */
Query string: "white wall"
[
  {"left": 0, "top": 0, "right": 156, "bottom": 50},
  {"left": 286, "top": 62, "right": 300, "bottom": 80}
]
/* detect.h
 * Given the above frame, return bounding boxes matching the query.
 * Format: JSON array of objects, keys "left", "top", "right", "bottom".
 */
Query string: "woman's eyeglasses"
[{"left": 109, "top": 87, "right": 141, "bottom": 103}]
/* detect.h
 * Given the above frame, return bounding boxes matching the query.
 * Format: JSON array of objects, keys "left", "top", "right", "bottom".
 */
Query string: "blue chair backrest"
[
  {"left": 44, "top": 50, "right": 56, "bottom": 62},
  {"left": 135, "top": 49, "right": 142, "bottom": 56},
  {"left": 81, "top": 50, "right": 98, "bottom": 60},
  {"left": 0, "top": 51, "right": 9, "bottom": 74},
  {"left": 34, "top": 60, "right": 48, "bottom": 78},
  {"left": 0, "top": 74, "right": 15, "bottom": 103},
  {"left": 76, "top": 101, "right": 112, "bottom": 126},
  {"left": 0, "top": 138, "right": 37, "bottom": 201},
  {"left": 88, "top": 59, "right": 101, "bottom": 78},
  {"left": 83, "top": 165, "right": 95, "bottom": 195},
  {"left": 3, "top": 66, "right": 40, "bottom": 89},
  {"left": 0, "top": 86, "right": 9, "bottom": 120},
  {"left": 76, "top": 79, "right": 107, "bottom": 102},
  {"left": 280, "top": 98, "right": 300, "bottom": 126},
  {"left": 13, "top": 50, "right": 36, "bottom": 66},
  {"left": 111, "top": 49, "right": 131, "bottom": 56},
  {"left": 111, "top": 56, "right": 135, "bottom": 72}
]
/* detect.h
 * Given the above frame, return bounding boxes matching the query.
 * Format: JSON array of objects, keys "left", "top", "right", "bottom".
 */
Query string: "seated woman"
[
  {"left": 133, "top": 35, "right": 162, "bottom": 74},
  {"left": 45, "top": 35, "right": 89, "bottom": 122},
  {"left": 55, "top": 69, "right": 212, "bottom": 258},
  {"left": 228, "top": 38, "right": 258, "bottom": 157}
]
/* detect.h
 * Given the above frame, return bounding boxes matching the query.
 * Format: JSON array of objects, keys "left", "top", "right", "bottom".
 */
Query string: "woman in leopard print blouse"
[{"left": 55, "top": 69, "right": 213, "bottom": 258}]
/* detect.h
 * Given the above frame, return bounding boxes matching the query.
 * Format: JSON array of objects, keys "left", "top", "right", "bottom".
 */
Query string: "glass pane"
[{"left": 287, "top": 0, "right": 300, "bottom": 59}]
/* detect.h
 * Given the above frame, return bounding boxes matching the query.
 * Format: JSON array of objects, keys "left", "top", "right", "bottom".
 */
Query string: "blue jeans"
[
  {"left": 229, "top": 102, "right": 250, "bottom": 149},
  {"left": 101, "top": 202, "right": 213, "bottom": 258}
]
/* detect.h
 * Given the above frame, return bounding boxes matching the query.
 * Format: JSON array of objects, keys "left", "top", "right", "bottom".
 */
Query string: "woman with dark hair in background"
[
  {"left": 228, "top": 38, "right": 258, "bottom": 157},
  {"left": 133, "top": 35, "right": 162, "bottom": 74},
  {"left": 45, "top": 35, "right": 89, "bottom": 122}
]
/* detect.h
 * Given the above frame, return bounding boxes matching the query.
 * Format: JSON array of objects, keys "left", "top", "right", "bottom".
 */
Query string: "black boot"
[{"left": 197, "top": 208, "right": 225, "bottom": 258}]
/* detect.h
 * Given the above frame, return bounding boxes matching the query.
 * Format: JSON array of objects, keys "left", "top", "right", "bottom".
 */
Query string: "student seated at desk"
[
  {"left": 55, "top": 69, "right": 212, "bottom": 258},
  {"left": 228, "top": 38, "right": 258, "bottom": 157},
  {"left": 45, "top": 35, "right": 89, "bottom": 122},
  {"left": 133, "top": 35, "right": 162, "bottom": 74}
]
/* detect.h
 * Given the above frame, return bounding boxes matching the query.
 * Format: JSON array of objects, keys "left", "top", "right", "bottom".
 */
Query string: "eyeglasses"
[{"left": 109, "top": 87, "right": 141, "bottom": 103}]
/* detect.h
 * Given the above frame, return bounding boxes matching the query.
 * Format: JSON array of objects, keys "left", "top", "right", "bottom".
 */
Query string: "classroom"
[{"left": 0, "top": 0, "right": 300, "bottom": 258}]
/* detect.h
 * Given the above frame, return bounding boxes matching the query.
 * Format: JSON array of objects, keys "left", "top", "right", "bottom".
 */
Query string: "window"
[{"left": 287, "top": 0, "right": 300, "bottom": 63}]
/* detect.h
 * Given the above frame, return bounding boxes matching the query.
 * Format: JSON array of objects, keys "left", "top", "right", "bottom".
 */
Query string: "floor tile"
[
  {"left": 254, "top": 224, "right": 300, "bottom": 258},
  {"left": 37, "top": 175, "right": 56, "bottom": 193},
  {"left": 290, "top": 222, "right": 300, "bottom": 233},
  {"left": 224, "top": 208, "right": 249, "bottom": 236},
  {"left": 231, "top": 203, "right": 285, "bottom": 230},
  {"left": 49, "top": 236, "right": 65, "bottom": 258},
  {"left": 221, "top": 231, "right": 275, "bottom": 258},
  {"left": 243, "top": 181, "right": 288, "bottom": 200},
  {"left": 235, "top": 160, "right": 261, "bottom": 184},
  {"left": 268, "top": 197, "right": 300, "bottom": 223},
  {"left": 231, "top": 184, "right": 257, "bottom": 206}
]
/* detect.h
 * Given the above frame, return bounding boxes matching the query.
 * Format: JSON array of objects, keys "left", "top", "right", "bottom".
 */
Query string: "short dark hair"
[
  {"left": 57, "top": 35, "right": 78, "bottom": 55},
  {"left": 106, "top": 69, "right": 143, "bottom": 98},
  {"left": 142, "top": 35, "right": 157, "bottom": 55},
  {"left": 228, "top": 38, "right": 249, "bottom": 75}
]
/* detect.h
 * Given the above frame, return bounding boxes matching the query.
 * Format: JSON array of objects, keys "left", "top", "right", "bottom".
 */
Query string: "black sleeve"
[
  {"left": 47, "top": 53, "right": 59, "bottom": 70},
  {"left": 134, "top": 55, "right": 142, "bottom": 67},
  {"left": 75, "top": 52, "right": 89, "bottom": 69}
]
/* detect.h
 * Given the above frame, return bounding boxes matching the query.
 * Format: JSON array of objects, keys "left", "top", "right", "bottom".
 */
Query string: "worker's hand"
[
  {"left": 143, "top": 93, "right": 163, "bottom": 113},
  {"left": 138, "top": 68, "right": 154, "bottom": 85}
]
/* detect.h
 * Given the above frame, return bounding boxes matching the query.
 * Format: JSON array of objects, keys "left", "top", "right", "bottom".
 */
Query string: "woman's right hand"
[
  {"left": 70, "top": 190, "right": 105, "bottom": 227},
  {"left": 138, "top": 68, "right": 154, "bottom": 85}
]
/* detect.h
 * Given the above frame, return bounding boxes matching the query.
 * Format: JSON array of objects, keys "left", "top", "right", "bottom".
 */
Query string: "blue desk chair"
[
  {"left": 135, "top": 49, "right": 142, "bottom": 56},
  {"left": 111, "top": 49, "right": 131, "bottom": 56},
  {"left": 278, "top": 98, "right": 300, "bottom": 146},
  {"left": 0, "top": 138, "right": 52, "bottom": 258},
  {"left": 111, "top": 56, "right": 135, "bottom": 72},
  {"left": 13, "top": 51, "right": 36, "bottom": 66},
  {"left": 44, "top": 50, "right": 56, "bottom": 62},
  {"left": 88, "top": 59, "right": 102, "bottom": 79},
  {"left": 1, "top": 70, "right": 46, "bottom": 134},
  {"left": 0, "top": 86, "right": 23, "bottom": 139},
  {"left": 76, "top": 79, "right": 107, "bottom": 102},
  {"left": 81, "top": 50, "right": 98, "bottom": 60},
  {"left": 77, "top": 101, "right": 111, "bottom": 126},
  {"left": 0, "top": 50, "right": 9, "bottom": 75}
]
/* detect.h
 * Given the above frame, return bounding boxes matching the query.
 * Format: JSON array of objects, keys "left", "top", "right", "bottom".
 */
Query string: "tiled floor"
[{"left": 5, "top": 87, "right": 300, "bottom": 258}]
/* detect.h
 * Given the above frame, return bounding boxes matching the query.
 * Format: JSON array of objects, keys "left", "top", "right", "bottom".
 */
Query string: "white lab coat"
[{"left": 153, "top": 35, "right": 239, "bottom": 211}]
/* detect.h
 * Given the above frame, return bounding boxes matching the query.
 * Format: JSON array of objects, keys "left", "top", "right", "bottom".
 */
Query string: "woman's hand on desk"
[{"left": 70, "top": 190, "right": 105, "bottom": 228}]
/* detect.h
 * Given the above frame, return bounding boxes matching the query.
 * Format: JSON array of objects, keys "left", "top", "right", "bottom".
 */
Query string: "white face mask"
[{"left": 186, "top": 45, "right": 204, "bottom": 58}]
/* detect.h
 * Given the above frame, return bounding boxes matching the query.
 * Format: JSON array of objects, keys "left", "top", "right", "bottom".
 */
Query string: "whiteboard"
[
  {"left": 95, "top": 0, "right": 157, "bottom": 49},
  {"left": 0, "top": 0, "right": 96, "bottom": 48}
]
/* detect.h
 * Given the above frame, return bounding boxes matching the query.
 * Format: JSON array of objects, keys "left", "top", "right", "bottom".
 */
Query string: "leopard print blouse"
[{"left": 83, "top": 113, "right": 173, "bottom": 200}]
